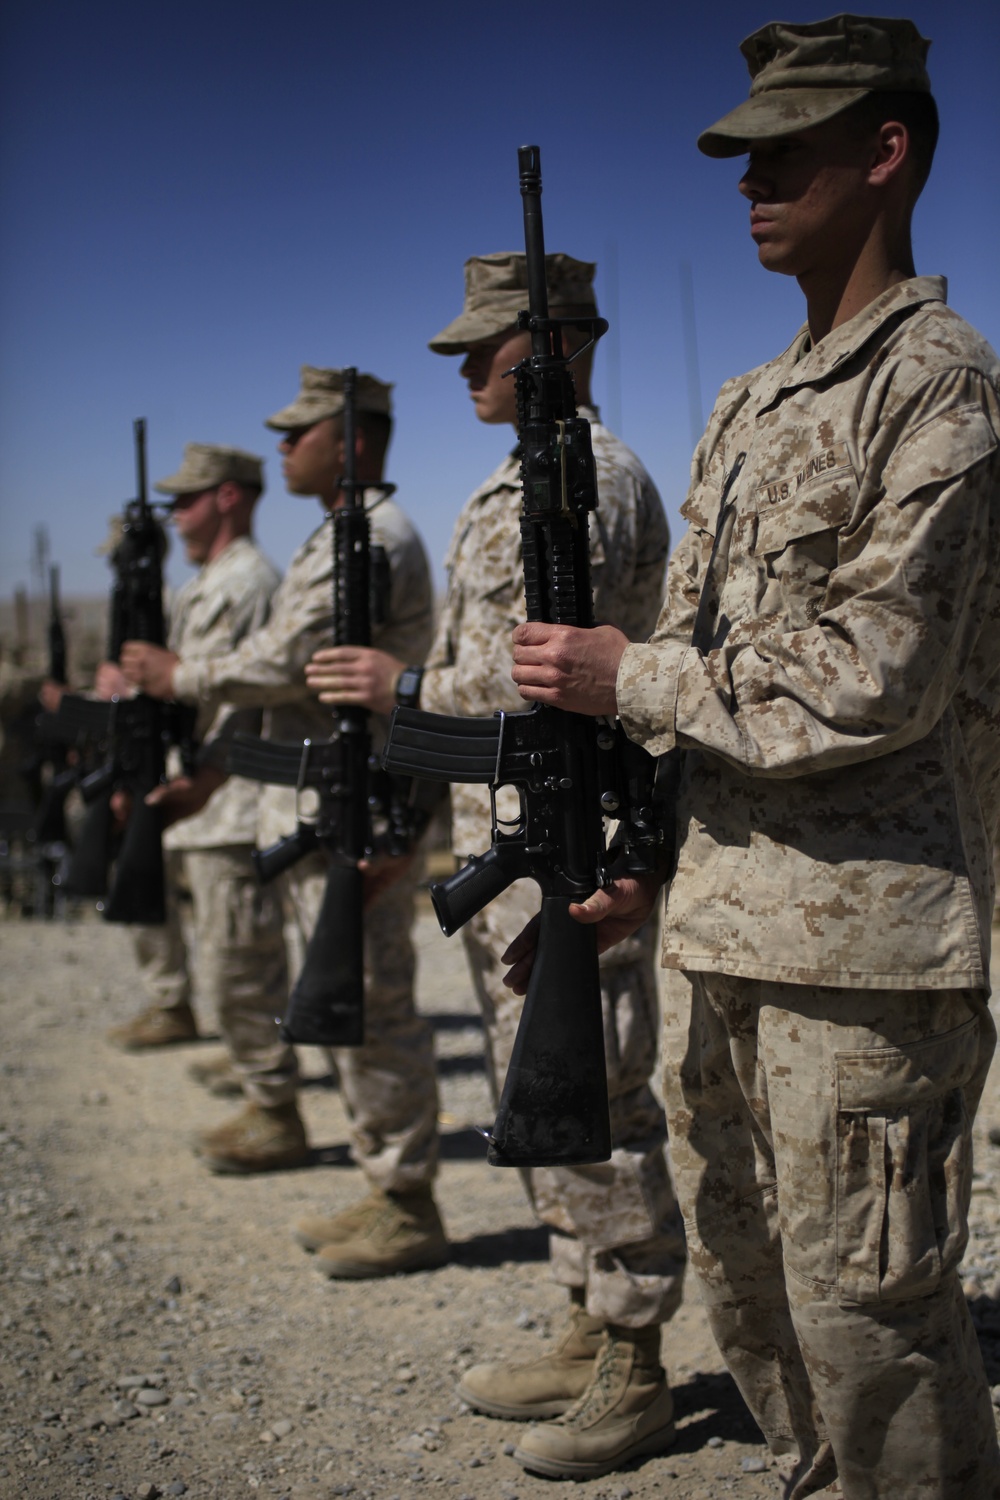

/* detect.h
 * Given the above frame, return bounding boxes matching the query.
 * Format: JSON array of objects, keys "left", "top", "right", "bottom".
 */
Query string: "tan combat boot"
[
  {"left": 458, "top": 1291, "right": 603, "bottom": 1419},
  {"left": 312, "top": 1187, "right": 448, "bottom": 1278},
  {"left": 194, "top": 1101, "right": 308, "bottom": 1174},
  {"left": 107, "top": 1003, "right": 199, "bottom": 1051},
  {"left": 188, "top": 1052, "right": 242, "bottom": 1097},
  {"left": 291, "top": 1191, "right": 388, "bottom": 1252},
  {"left": 513, "top": 1323, "right": 674, "bottom": 1480}
]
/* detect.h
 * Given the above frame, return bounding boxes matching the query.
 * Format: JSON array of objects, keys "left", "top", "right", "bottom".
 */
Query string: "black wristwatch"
[{"left": 395, "top": 666, "right": 424, "bottom": 709}]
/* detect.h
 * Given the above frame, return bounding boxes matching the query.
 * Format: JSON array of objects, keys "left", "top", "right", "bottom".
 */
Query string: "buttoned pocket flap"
[
  {"left": 883, "top": 406, "right": 998, "bottom": 504},
  {"left": 680, "top": 482, "right": 719, "bottom": 537},
  {"left": 754, "top": 468, "right": 857, "bottom": 557}
]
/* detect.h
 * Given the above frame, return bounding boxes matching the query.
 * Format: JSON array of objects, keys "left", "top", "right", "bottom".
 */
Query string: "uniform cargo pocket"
[{"left": 834, "top": 1018, "right": 978, "bottom": 1306}]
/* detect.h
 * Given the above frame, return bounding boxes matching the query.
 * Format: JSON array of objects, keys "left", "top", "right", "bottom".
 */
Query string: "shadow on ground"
[
  {"left": 438, "top": 1127, "right": 492, "bottom": 1161},
  {"left": 305, "top": 1128, "right": 491, "bottom": 1169},
  {"left": 968, "top": 1294, "right": 1000, "bottom": 1383},
  {"left": 425, "top": 1012, "right": 484, "bottom": 1033},
  {"left": 451, "top": 1224, "right": 549, "bottom": 1268},
  {"left": 670, "top": 1369, "right": 762, "bottom": 1452},
  {"left": 436, "top": 1053, "right": 486, "bottom": 1079}
]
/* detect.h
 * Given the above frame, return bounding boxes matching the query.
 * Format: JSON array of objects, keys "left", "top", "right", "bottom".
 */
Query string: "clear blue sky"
[{"left": 1, "top": 0, "right": 997, "bottom": 603}]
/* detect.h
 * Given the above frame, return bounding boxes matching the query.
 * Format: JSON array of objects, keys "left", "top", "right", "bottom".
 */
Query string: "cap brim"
[
  {"left": 153, "top": 473, "right": 200, "bottom": 495},
  {"left": 698, "top": 86, "right": 870, "bottom": 157},
  {"left": 428, "top": 306, "right": 524, "bottom": 356},
  {"left": 264, "top": 397, "right": 343, "bottom": 432}
]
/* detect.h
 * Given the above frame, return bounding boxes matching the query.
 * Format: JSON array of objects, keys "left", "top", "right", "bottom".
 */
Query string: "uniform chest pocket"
[
  {"left": 751, "top": 467, "right": 857, "bottom": 603},
  {"left": 180, "top": 594, "right": 232, "bottom": 648},
  {"left": 476, "top": 527, "right": 525, "bottom": 607}
]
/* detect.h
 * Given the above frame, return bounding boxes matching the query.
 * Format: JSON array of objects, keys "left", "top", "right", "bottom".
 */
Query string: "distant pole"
[
  {"left": 679, "top": 260, "right": 704, "bottom": 451},
  {"left": 14, "top": 586, "right": 29, "bottom": 666},
  {"left": 603, "top": 239, "right": 622, "bottom": 436},
  {"left": 32, "top": 523, "right": 50, "bottom": 598}
]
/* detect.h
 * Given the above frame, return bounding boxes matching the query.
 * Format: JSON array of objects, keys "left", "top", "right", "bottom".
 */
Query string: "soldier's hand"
[
  {"left": 38, "top": 679, "right": 66, "bottom": 713},
  {"left": 501, "top": 871, "right": 665, "bottom": 995},
  {"left": 119, "top": 642, "right": 180, "bottom": 700},
  {"left": 144, "top": 767, "right": 226, "bottom": 828},
  {"left": 359, "top": 851, "right": 414, "bottom": 909},
  {"left": 511, "top": 622, "right": 627, "bottom": 716},
  {"left": 306, "top": 646, "right": 405, "bottom": 716},
  {"left": 95, "top": 661, "right": 130, "bottom": 701},
  {"left": 109, "top": 788, "right": 132, "bottom": 831}
]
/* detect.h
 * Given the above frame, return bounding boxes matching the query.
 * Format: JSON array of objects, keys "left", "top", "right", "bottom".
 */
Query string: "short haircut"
[{"left": 842, "top": 90, "right": 940, "bottom": 198}]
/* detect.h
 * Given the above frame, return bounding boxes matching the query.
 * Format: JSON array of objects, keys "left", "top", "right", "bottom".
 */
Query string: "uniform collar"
[
  {"left": 196, "top": 533, "right": 253, "bottom": 581},
  {"left": 763, "top": 276, "right": 948, "bottom": 402}
]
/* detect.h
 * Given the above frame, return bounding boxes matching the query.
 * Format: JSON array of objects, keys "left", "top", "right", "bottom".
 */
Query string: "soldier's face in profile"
[
  {"left": 168, "top": 487, "right": 222, "bottom": 565},
  {"left": 279, "top": 417, "right": 341, "bottom": 500},
  {"left": 459, "top": 329, "right": 530, "bottom": 426},
  {"left": 738, "top": 118, "right": 880, "bottom": 279}
]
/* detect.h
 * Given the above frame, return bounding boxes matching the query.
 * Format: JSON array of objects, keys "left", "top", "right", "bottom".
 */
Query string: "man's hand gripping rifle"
[
  {"left": 382, "top": 146, "right": 668, "bottom": 1169},
  {"left": 53, "top": 419, "right": 196, "bottom": 923},
  {"left": 227, "top": 368, "right": 428, "bottom": 1048}
]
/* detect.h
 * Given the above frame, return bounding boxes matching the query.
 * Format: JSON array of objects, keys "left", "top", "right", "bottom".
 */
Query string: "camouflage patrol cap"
[
  {"left": 698, "top": 14, "right": 932, "bottom": 158},
  {"left": 154, "top": 443, "right": 265, "bottom": 496},
  {"left": 428, "top": 252, "right": 597, "bottom": 355},
  {"left": 264, "top": 366, "right": 393, "bottom": 431}
]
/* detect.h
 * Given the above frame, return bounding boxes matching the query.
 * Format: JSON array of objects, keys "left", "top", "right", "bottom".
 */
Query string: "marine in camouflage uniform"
[
  {"left": 121, "top": 373, "right": 441, "bottom": 1249},
  {"left": 109, "top": 444, "right": 295, "bottom": 1129},
  {"left": 509, "top": 16, "right": 1000, "bottom": 1498},
  {"left": 305, "top": 256, "right": 685, "bottom": 1477}
]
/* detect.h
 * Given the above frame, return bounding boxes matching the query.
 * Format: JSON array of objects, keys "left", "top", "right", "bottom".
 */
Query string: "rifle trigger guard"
[
  {"left": 294, "top": 739, "right": 316, "bottom": 827},
  {"left": 492, "top": 712, "right": 507, "bottom": 788}
]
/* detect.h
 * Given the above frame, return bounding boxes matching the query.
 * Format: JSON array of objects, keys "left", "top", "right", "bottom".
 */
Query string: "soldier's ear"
[{"left": 215, "top": 480, "right": 240, "bottom": 514}]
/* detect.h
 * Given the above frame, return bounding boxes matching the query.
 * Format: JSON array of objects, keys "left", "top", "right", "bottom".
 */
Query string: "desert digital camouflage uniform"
[
  {"left": 131, "top": 532, "right": 295, "bottom": 1104},
  {"left": 421, "top": 413, "right": 687, "bottom": 1327},
  {"left": 172, "top": 492, "right": 439, "bottom": 1191},
  {"left": 616, "top": 277, "right": 1000, "bottom": 1494}
]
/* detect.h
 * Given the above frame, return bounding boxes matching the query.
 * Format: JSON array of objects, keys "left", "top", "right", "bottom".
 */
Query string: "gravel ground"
[{"left": 2, "top": 904, "right": 999, "bottom": 1500}]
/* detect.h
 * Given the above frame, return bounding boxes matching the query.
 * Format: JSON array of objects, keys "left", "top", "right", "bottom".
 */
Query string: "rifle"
[
  {"left": 54, "top": 419, "right": 196, "bottom": 922},
  {"left": 28, "top": 566, "right": 75, "bottom": 845},
  {"left": 382, "top": 146, "right": 670, "bottom": 1169},
  {"left": 227, "top": 368, "right": 429, "bottom": 1047}
]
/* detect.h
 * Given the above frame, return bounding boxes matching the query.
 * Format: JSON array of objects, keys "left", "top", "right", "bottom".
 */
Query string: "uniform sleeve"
[
  {"left": 227, "top": 568, "right": 278, "bottom": 642},
  {"left": 591, "top": 465, "right": 670, "bottom": 642},
  {"left": 618, "top": 369, "right": 1000, "bottom": 774},
  {"left": 419, "top": 589, "right": 462, "bottom": 714},
  {"left": 369, "top": 504, "right": 436, "bottom": 669},
  {"left": 172, "top": 544, "right": 331, "bottom": 711},
  {"left": 419, "top": 484, "right": 526, "bottom": 718}
]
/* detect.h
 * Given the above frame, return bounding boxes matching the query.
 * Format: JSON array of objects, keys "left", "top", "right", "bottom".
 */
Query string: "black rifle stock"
[
  {"left": 382, "top": 146, "right": 668, "bottom": 1169},
  {"left": 227, "top": 368, "right": 426, "bottom": 1047},
  {"left": 56, "top": 420, "right": 193, "bottom": 922}
]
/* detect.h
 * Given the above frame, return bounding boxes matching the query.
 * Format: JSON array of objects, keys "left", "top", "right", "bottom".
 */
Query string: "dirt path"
[{"left": 2, "top": 909, "right": 1000, "bottom": 1500}]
